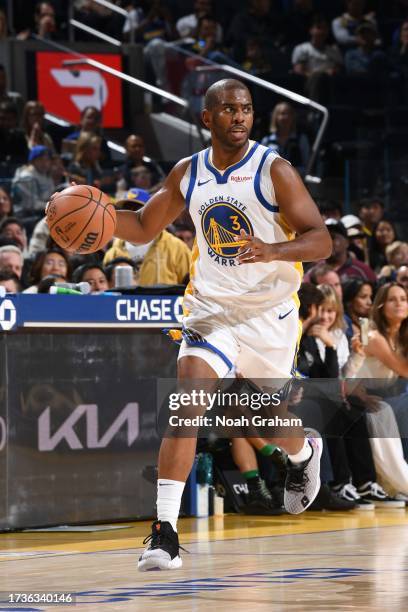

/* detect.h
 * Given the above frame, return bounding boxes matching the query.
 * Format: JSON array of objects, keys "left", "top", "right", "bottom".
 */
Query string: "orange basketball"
[{"left": 45, "top": 185, "right": 116, "bottom": 254}]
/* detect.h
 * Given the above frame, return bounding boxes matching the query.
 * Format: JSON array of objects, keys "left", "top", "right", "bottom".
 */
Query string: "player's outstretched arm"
[
  {"left": 114, "top": 158, "right": 190, "bottom": 244},
  {"left": 237, "top": 159, "right": 332, "bottom": 264}
]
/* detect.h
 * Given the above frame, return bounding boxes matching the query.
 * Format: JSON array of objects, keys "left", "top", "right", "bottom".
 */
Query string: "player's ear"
[{"left": 202, "top": 109, "right": 210, "bottom": 129}]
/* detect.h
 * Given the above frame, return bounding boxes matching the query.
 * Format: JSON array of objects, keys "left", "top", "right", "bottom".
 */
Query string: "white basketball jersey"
[{"left": 180, "top": 140, "right": 302, "bottom": 306}]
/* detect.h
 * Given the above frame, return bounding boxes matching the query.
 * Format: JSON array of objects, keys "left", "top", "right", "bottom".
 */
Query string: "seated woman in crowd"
[
  {"left": 349, "top": 282, "right": 408, "bottom": 498},
  {"left": 297, "top": 284, "right": 399, "bottom": 508},
  {"left": 343, "top": 278, "right": 373, "bottom": 337},
  {"left": 68, "top": 132, "right": 103, "bottom": 187},
  {"left": 261, "top": 102, "right": 310, "bottom": 176},
  {"left": 24, "top": 246, "right": 71, "bottom": 293},
  {"left": 22, "top": 100, "right": 55, "bottom": 152}
]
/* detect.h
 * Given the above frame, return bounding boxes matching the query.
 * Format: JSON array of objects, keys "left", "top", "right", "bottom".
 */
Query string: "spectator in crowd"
[
  {"left": 185, "top": 14, "right": 233, "bottom": 64},
  {"left": 292, "top": 15, "right": 343, "bottom": 101},
  {"left": 0, "top": 187, "right": 12, "bottom": 222},
  {"left": 0, "top": 217, "right": 28, "bottom": 254},
  {"left": 117, "top": 134, "right": 164, "bottom": 193},
  {"left": 24, "top": 246, "right": 71, "bottom": 293},
  {"left": 349, "top": 283, "right": 408, "bottom": 497},
  {"left": 0, "top": 270, "right": 21, "bottom": 293},
  {"left": 396, "top": 264, "right": 408, "bottom": 291},
  {"left": 176, "top": 0, "right": 223, "bottom": 43},
  {"left": 0, "top": 9, "right": 7, "bottom": 40},
  {"left": 0, "top": 244, "right": 24, "bottom": 278},
  {"left": 68, "top": 132, "right": 103, "bottom": 186},
  {"left": 72, "top": 262, "right": 109, "bottom": 293},
  {"left": 294, "top": 283, "right": 360, "bottom": 510},
  {"left": 227, "top": 0, "right": 283, "bottom": 63},
  {"left": 128, "top": 165, "right": 155, "bottom": 193},
  {"left": 332, "top": 0, "right": 378, "bottom": 50},
  {"left": 368, "top": 218, "right": 398, "bottom": 272},
  {"left": 341, "top": 214, "right": 369, "bottom": 263},
  {"left": 17, "top": 1, "right": 59, "bottom": 40},
  {"left": 378, "top": 241, "right": 408, "bottom": 282},
  {"left": 345, "top": 23, "right": 388, "bottom": 75},
  {"left": 308, "top": 262, "right": 343, "bottom": 299},
  {"left": 0, "top": 100, "right": 28, "bottom": 164},
  {"left": 310, "top": 220, "right": 377, "bottom": 283},
  {"left": 358, "top": 197, "right": 384, "bottom": 236},
  {"left": 50, "top": 153, "right": 68, "bottom": 191},
  {"left": 318, "top": 199, "right": 343, "bottom": 221},
  {"left": 12, "top": 145, "right": 54, "bottom": 217},
  {"left": 230, "top": 437, "right": 284, "bottom": 514},
  {"left": 298, "top": 282, "right": 396, "bottom": 508},
  {"left": 241, "top": 37, "right": 271, "bottom": 75},
  {"left": 0, "top": 65, "right": 24, "bottom": 120},
  {"left": 133, "top": 0, "right": 177, "bottom": 91},
  {"left": 261, "top": 102, "right": 310, "bottom": 175},
  {"left": 104, "top": 256, "right": 139, "bottom": 288},
  {"left": 103, "top": 188, "right": 191, "bottom": 286},
  {"left": 65, "top": 106, "right": 111, "bottom": 166},
  {"left": 342, "top": 277, "right": 373, "bottom": 336},
  {"left": 22, "top": 100, "right": 55, "bottom": 151},
  {"left": 173, "top": 224, "right": 195, "bottom": 250}
]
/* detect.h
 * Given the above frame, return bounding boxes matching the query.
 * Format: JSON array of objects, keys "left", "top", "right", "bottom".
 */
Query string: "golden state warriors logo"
[{"left": 202, "top": 202, "right": 253, "bottom": 261}]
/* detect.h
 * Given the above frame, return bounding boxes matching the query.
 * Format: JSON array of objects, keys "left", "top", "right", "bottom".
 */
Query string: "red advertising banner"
[{"left": 36, "top": 52, "right": 123, "bottom": 128}]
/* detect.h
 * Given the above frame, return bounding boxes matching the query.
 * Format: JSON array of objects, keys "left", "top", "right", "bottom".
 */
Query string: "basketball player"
[{"left": 112, "top": 79, "right": 332, "bottom": 570}]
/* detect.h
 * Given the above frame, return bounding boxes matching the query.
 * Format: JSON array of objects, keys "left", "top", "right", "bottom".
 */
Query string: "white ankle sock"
[
  {"left": 157, "top": 479, "right": 185, "bottom": 532},
  {"left": 287, "top": 437, "right": 312, "bottom": 465}
]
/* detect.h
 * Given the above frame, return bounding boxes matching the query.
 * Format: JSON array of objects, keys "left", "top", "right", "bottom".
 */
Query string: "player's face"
[{"left": 203, "top": 89, "right": 253, "bottom": 150}]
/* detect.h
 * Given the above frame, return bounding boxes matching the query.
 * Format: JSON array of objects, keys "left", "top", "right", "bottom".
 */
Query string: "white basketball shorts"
[{"left": 178, "top": 293, "right": 300, "bottom": 380}]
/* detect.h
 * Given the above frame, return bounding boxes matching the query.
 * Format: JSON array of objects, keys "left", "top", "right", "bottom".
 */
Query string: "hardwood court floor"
[{"left": 1, "top": 510, "right": 408, "bottom": 611}]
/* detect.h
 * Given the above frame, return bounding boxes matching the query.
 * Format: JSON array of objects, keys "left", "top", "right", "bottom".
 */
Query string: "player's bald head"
[{"left": 204, "top": 79, "right": 251, "bottom": 111}]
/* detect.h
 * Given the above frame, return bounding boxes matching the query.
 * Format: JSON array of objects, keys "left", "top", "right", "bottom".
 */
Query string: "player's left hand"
[{"left": 235, "top": 229, "right": 277, "bottom": 264}]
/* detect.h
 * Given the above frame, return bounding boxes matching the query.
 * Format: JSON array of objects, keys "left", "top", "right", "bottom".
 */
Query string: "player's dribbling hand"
[{"left": 235, "top": 229, "right": 277, "bottom": 264}]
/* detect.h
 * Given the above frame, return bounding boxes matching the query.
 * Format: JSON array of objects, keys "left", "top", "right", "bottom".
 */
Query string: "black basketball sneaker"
[{"left": 138, "top": 520, "right": 184, "bottom": 571}]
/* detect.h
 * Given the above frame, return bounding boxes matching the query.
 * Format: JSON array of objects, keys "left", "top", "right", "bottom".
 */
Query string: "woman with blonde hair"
[
  {"left": 68, "top": 131, "right": 102, "bottom": 186},
  {"left": 22, "top": 100, "right": 55, "bottom": 151}
]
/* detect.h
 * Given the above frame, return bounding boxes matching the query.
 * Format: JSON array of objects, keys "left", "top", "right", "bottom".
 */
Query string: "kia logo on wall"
[
  {"left": 38, "top": 403, "right": 139, "bottom": 451},
  {"left": 36, "top": 51, "right": 124, "bottom": 128}
]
